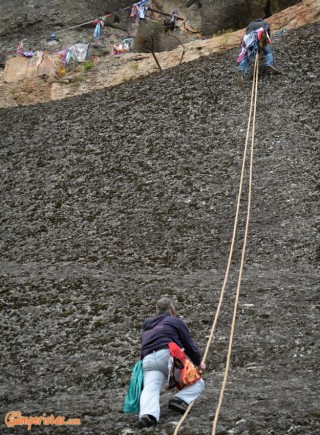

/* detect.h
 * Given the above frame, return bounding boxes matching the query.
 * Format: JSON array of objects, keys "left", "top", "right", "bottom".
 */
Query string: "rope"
[
  {"left": 211, "top": 53, "right": 259, "bottom": 435},
  {"left": 173, "top": 401, "right": 194, "bottom": 434},
  {"left": 173, "top": 54, "right": 260, "bottom": 435},
  {"left": 54, "top": 3, "right": 133, "bottom": 34},
  {"left": 52, "top": 3, "right": 194, "bottom": 38},
  {"left": 55, "top": 21, "right": 95, "bottom": 34}
]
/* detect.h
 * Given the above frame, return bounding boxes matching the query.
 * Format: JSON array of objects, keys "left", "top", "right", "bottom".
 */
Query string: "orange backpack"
[{"left": 168, "top": 342, "right": 202, "bottom": 390}]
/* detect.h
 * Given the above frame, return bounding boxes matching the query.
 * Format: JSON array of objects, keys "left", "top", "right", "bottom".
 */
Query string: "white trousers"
[{"left": 139, "top": 349, "right": 205, "bottom": 421}]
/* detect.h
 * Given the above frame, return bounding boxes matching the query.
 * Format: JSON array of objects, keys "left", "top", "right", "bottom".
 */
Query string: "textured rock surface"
[
  {"left": 0, "top": 0, "right": 130, "bottom": 38},
  {"left": 1, "top": 0, "right": 318, "bottom": 108},
  {"left": 173, "top": 0, "right": 300, "bottom": 35},
  {"left": 1, "top": 20, "right": 319, "bottom": 434},
  {"left": 0, "top": 0, "right": 300, "bottom": 43}
]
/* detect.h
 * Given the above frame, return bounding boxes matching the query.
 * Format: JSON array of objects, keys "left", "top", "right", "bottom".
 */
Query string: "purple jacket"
[{"left": 140, "top": 314, "right": 202, "bottom": 366}]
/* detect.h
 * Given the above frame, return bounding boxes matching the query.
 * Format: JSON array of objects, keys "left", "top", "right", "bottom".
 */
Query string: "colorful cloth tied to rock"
[
  {"left": 93, "top": 21, "right": 101, "bottom": 41},
  {"left": 237, "top": 27, "right": 271, "bottom": 63}
]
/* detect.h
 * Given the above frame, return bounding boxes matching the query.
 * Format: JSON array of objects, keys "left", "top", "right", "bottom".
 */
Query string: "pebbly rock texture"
[
  {"left": 0, "top": 21, "right": 319, "bottom": 435},
  {"left": 2, "top": 0, "right": 318, "bottom": 109},
  {"left": 171, "top": 0, "right": 300, "bottom": 35},
  {"left": 0, "top": 0, "right": 133, "bottom": 62},
  {"left": 0, "top": 0, "right": 132, "bottom": 39},
  {"left": 0, "top": 0, "right": 300, "bottom": 54}
]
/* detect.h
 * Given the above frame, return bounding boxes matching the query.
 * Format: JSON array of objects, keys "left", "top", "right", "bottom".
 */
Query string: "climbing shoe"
[
  {"left": 237, "top": 70, "right": 244, "bottom": 87},
  {"left": 168, "top": 397, "right": 189, "bottom": 414},
  {"left": 266, "top": 65, "right": 281, "bottom": 75},
  {"left": 137, "top": 414, "right": 157, "bottom": 428}
]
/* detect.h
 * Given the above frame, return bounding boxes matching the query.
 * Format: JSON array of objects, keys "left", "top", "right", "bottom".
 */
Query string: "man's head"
[{"left": 156, "top": 297, "right": 175, "bottom": 316}]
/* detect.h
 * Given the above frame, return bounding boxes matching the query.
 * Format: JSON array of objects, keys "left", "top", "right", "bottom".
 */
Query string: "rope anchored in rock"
[{"left": 173, "top": 54, "right": 260, "bottom": 435}]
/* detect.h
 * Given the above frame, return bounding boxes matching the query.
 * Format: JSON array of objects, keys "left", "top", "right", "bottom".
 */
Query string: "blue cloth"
[
  {"left": 140, "top": 314, "right": 202, "bottom": 366},
  {"left": 123, "top": 360, "right": 143, "bottom": 414},
  {"left": 238, "top": 43, "right": 273, "bottom": 75},
  {"left": 245, "top": 31, "right": 259, "bottom": 62},
  {"left": 93, "top": 22, "right": 101, "bottom": 40}
]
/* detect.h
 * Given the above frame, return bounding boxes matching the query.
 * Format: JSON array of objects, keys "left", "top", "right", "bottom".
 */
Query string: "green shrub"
[
  {"left": 83, "top": 60, "right": 95, "bottom": 71},
  {"left": 129, "top": 62, "right": 139, "bottom": 72}
]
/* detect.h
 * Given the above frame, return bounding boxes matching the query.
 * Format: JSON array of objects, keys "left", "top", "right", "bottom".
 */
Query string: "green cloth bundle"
[{"left": 123, "top": 360, "right": 143, "bottom": 414}]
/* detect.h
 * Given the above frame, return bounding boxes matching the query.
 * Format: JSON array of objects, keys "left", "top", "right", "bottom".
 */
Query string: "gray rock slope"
[
  {"left": 0, "top": 22, "right": 319, "bottom": 435},
  {"left": 0, "top": 0, "right": 300, "bottom": 47}
]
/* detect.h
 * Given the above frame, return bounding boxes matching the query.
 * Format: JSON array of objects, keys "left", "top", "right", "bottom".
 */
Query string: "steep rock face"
[
  {"left": 0, "top": 0, "right": 300, "bottom": 47},
  {"left": 1, "top": 0, "right": 318, "bottom": 109},
  {"left": 0, "top": 0, "right": 129, "bottom": 37},
  {"left": 0, "top": 21, "right": 319, "bottom": 435},
  {"left": 171, "top": 0, "right": 300, "bottom": 34}
]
